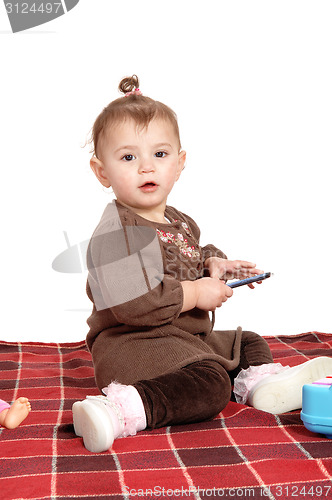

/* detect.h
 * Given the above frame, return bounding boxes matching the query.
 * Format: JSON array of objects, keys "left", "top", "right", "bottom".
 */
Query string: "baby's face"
[{"left": 92, "top": 118, "right": 186, "bottom": 220}]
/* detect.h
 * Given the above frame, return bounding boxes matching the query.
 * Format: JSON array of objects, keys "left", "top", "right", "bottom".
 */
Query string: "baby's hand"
[
  {"left": 195, "top": 277, "right": 233, "bottom": 311},
  {"left": 204, "top": 257, "right": 264, "bottom": 288}
]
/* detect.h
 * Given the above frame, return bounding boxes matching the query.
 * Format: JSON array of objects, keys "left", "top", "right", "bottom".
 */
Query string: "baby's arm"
[{"left": 181, "top": 278, "right": 233, "bottom": 313}]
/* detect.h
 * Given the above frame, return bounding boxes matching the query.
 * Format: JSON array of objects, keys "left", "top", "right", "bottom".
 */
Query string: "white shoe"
[
  {"left": 72, "top": 396, "right": 124, "bottom": 453},
  {"left": 248, "top": 357, "right": 332, "bottom": 414}
]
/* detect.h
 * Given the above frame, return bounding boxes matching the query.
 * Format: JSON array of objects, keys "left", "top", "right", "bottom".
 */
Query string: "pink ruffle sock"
[
  {"left": 102, "top": 382, "right": 147, "bottom": 438},
  {"left": 233, "top": 363, "right": 290, "bottom": 404}
]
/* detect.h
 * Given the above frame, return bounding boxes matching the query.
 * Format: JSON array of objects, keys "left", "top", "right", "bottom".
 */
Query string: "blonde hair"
[{"left": 90, "top": 75, "right": 181, "bottom": 158}]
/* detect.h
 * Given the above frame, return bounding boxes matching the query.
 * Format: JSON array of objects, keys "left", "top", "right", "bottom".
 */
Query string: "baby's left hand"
[{"left": 204, "top": 257, "right": 264, "bottom": 289}]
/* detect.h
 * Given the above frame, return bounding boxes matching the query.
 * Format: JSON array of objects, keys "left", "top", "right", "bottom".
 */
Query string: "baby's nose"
[{"left": 138, "top": 159, "right": 155, "bottom": 173}]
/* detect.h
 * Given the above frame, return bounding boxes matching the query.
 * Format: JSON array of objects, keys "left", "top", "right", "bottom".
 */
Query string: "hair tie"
[{"left": 124, "top": 88, "right": 142, "bottom": 97}]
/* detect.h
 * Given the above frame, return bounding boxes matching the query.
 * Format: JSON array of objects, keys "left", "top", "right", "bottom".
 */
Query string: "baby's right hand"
[{"left": 195, "top": 277, "right": 233, "bottom": 311}]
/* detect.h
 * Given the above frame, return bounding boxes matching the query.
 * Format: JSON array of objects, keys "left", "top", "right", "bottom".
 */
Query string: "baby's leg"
[
  {"left": 1, "top": 397, "right": 31, "bottom": 429},
  {"left": 134, "top": 360, "right": 231, "bottom": 428},
  {"left": 72, "top": 360, "right": 231, "bottom": 452}
]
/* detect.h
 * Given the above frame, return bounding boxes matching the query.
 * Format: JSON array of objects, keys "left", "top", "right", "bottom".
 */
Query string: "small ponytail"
[{"left": 118, "top": 75, "right": 140, "bottom": 95}]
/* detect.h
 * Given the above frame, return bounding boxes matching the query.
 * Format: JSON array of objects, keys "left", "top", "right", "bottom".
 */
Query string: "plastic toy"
[{"left": 301, "top": 377, "right": 332, "bottom": 439}]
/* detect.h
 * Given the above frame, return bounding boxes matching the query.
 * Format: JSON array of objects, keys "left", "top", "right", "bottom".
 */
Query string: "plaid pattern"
[{"left": 1, "top": 332, "right": 332, "bottom": 500}]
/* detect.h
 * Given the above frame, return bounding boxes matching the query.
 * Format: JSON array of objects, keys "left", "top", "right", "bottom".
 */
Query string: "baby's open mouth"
[
  {"left": 139, "top": 182, "right": 158, "bottom": 192},
  {"left": 140, "top": 182, "right": 157, "bottom": 187}
]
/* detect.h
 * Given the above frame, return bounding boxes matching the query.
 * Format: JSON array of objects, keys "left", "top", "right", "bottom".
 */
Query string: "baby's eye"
[
  {"left": 122, "top": 154, "right": 136, "bottom": 162},
  {"left": 155, "top": 151, "right": 167, "bottom": 158}
]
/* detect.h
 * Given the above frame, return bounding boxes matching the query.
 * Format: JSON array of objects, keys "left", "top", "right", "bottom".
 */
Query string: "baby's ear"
[
  {"left": 90, "top": 157, "right": 111, "bottom": 188},
  {"left": 176, "top": 150, "right": 186, "bottom": 180}
]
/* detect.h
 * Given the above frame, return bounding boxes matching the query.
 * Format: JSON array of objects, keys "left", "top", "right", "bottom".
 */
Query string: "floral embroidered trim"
[
  {"left": 156, "top": 227, "right": 200, "bottom": 258},
  {"left": 179, "top": 221, "right": 192, "bottom": 236}
]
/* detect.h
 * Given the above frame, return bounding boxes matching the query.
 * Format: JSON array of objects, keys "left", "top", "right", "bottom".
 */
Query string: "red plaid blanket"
[{"left": 1, "top": 332, "right": 332, "bottom": 500}]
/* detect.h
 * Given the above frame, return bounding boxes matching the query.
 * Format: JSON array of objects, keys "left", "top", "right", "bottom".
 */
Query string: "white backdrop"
[{"left": 0, "top": 1, "right": 331, "bottom": 342}]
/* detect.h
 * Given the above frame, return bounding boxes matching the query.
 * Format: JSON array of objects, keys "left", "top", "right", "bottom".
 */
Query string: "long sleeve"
[{"left": 111, "top": 275, "right": 183, "bottom": 326}]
